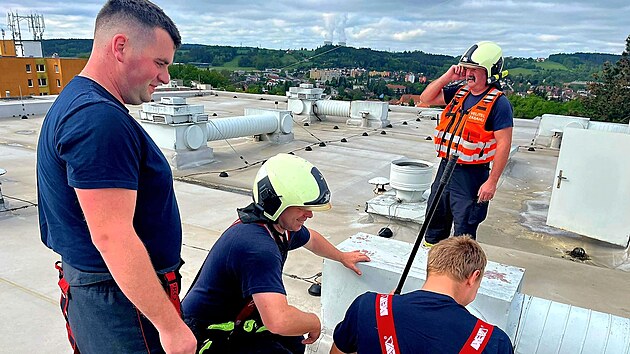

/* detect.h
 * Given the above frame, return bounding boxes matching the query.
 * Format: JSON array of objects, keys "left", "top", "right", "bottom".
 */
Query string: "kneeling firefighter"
[{"left": 182, "top": 153, "right": 370, "bottom": 353}]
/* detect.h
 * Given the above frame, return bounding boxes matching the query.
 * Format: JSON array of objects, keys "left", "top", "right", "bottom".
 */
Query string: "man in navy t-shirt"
[
  {"left": 36, "top": 1, "right": 196, "bottom": 353},
  {"left": 419, "top": 41, "right": 513, "bottom": 247},
  {"left": 332, "top": 236, "right": 514, "bottom": 354},
  {"left": 182, "top": 154, "right": 370, "bottom": 353}
]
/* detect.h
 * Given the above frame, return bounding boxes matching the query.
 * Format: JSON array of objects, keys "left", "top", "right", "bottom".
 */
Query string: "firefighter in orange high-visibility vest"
[{"left": 419, "top": 41, "right": 514, "bottom": 248}]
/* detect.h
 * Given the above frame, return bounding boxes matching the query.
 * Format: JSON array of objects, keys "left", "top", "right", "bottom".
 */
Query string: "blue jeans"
[{"left": 62, "top": 262, "right": 166, "bottom": 354}]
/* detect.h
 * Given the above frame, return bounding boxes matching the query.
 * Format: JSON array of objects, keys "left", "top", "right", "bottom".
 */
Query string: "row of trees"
[
  {"left": 582, "top": 36, "right": 630, "bottom": 123},
  {"left": 507, "top": 35, "right": 630, "bottom": 123},
  {"left": 508, "top": 95, "right": 585, "bottom": 119}
]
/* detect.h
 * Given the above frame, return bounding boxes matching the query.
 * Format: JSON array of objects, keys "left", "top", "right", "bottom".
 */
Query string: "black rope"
[{"left": 0, "top": 195, "right": 38, "bottom": 213}]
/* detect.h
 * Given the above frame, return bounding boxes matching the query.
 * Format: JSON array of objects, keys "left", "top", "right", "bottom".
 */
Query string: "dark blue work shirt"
[
  {"left": 182, "top": 222, "right": 310, "bottom": 326},
  {"left": 37, "top": 76, "right": 182, "bottom": 272},
  {"left": 333, "top": 290, "right": 514, "bottom": 354},
  {"left": 443, "top": 85, "right": 513, "bottom": 132}
]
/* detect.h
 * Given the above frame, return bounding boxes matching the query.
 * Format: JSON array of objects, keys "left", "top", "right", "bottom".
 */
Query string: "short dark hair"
[{"left": 95, "top": 0, "right": 181, "bottom": 48}]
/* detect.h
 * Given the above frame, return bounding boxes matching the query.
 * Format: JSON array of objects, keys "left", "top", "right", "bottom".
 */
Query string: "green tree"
[{"left": 583, "top": 35, "right": 630, "bottom": 123}]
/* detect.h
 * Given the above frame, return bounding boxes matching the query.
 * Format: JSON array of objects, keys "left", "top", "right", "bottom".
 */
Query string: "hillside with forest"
[
  {"left": 42, "top": 39, "right": 620, "bottom": 84},
  {"left": 41, "top": 37, "right": 630, "bottom": 123}
]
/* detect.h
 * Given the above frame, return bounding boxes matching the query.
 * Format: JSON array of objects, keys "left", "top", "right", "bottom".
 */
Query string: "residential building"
[
  {"left": 310, "top": 69, "right": 342, "bottom": 82},
  {"left": 369, "top": 70, "right": 391, "bottom": 78},
  {"left": 0, "top": 40, "right": 87, "bottom": 98},
  {"left": 386, "top": 84, "right": 407, "bottom": 95}
]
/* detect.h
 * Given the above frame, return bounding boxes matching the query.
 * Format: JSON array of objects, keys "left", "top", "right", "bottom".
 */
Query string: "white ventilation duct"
[
  {"left": 139, "top": 99, "right": 294, "bottom": 169},
  {"left": 314, "top": 100, "right": 350, "bottom": 117},
  {"left": 206, "top": 114, "right": 284, "bottom": 141},
  {"left": 287, "top": 84, "right": 390, "bottom": 128}
]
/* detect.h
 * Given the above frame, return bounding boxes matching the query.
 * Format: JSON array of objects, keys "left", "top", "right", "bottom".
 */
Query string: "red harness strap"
[
  {"left": 375, "top": 293, "right": 401, "bottom": 354},
  {"left": 162, "top": 271, "right": 182, "bottom": 316},
  {"left": 459, "top": 319, "right": 495, "bottom": 354},
  {"left": 54, "top": 261, "right": 80, "bottom": 354}
]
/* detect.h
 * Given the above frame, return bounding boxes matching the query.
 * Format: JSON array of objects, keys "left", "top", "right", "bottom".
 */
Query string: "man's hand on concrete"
[{"left": 340, "top": 250, "right": 371, "bottom": 275}]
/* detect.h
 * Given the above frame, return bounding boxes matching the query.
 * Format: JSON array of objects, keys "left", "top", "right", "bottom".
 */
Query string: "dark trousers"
[
  {"left": 424, "top": 159, "right": 490, "bottom": 244},
  {"left": 185, "top": 317, "right": 305, "bottom": 354},
  {"left": 62, "top": 262, "right": 165, "bottom": 354}
]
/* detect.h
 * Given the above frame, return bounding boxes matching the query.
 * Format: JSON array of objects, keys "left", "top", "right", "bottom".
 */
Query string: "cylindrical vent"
[
  {"left": 206, "top": 115, "right": 277, "bottom": 141},
  {"left": 389, "top": 158, "right": 434, "bottom": 202},
  {"left": 315, "top": 100, "right": 351, "bottom": 117}
]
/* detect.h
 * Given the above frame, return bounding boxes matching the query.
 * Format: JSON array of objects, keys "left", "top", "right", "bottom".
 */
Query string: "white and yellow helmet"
[
  {"left": 253, "top": 153, "right": 331, "bottom": 221},
  {"left": 459, "top": 41, "right": 504, "bottom": 82}
]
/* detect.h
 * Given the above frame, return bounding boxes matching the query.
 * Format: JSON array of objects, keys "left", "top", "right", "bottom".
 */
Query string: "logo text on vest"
[
  {"left": 470, "top": 327, "right": 489, "bottom": 350},
  {"left": 379, "top": 294, "right": 389, "bottom": 316},
  {"left": 384, "top": 335, "right": 397, "bottom": 354}
]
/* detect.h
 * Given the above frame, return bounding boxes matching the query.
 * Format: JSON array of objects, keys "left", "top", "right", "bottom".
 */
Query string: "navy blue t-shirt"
[
  {"left": 37, "top": 76, "right": 182, "bottom": 272},
  {"left": 182, "top": 222, "right": 310, "bottom": 325},
  {"left": 443, "top": 85, "right": 513, "bottom": 132},
  {"left": 333, "top": 290, "right": 514, "bottom": 354}
]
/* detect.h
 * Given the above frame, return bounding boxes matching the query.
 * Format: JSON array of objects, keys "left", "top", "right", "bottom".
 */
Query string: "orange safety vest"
[{"left": 434, "top": 86, "right": 503, "bottom": 164}]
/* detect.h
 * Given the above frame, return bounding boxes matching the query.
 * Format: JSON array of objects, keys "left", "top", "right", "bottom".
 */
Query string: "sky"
[{"left": 0, "top": 0, "right": 628, "bottom": 58}]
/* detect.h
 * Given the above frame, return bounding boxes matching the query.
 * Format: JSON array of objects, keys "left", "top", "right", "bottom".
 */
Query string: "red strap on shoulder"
[
  {"left": 459, "top": 319, "right": 495, "bottom": 354},
  {"left": 375, "top": 293, "right": 401, "bottom": 354}
]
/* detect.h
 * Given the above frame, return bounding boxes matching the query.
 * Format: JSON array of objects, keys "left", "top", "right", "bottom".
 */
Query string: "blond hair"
[{"left": 427, "top": 236, "right": 486, "bottom": 282}]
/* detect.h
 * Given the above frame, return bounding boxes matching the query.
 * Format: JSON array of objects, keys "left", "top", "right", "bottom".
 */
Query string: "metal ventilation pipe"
[
  {"left": 314, "top": 100, "right": 351, "bottom": 117},
  {"left": 206, "top": 114, "right": 280, "bottom": 141}
]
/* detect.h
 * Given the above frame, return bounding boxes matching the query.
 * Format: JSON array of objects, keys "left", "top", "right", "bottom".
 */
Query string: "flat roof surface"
[{"left": 1, "top": 92, "right": 628, "bottom": 352}]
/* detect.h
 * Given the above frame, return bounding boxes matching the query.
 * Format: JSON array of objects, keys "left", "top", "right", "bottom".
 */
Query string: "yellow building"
[{"left": 0, "top": 39, "right": 87, "bottom": 98}]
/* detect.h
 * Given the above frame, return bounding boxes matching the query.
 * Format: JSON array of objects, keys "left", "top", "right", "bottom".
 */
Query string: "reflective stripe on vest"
[
  {"left": 434, "top": 86, "right": 502, "bottom": 164},
  {"left": 375, "top": 293, "right": 401, "bottom": 354},
  {"left": 459, "top": 319, "right": 495, "bottom": 354}
]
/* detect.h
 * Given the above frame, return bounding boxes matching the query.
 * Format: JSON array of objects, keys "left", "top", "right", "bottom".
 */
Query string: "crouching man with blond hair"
[{"left": 331, "top": 236, "right": 514, "bottom": 354}]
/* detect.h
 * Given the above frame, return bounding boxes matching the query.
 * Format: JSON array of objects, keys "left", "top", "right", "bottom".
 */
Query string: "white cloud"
[
  {"left": 350, "top": 27, "right": 375, "bottom": 40},
  {"left": 538, "top": 34, "right": 562, "bottom": 42},
  {"left": 393, "top": 29, "right": 427, "bottom": 41},
  {"left": 0, "top": 0, "right": 627, "bottom": 57},
  {"left": 420, "top": 21, "right": 466, "bottom": 32}
]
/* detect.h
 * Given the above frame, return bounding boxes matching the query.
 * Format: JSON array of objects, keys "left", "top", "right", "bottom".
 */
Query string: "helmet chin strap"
[
  {"left": 487, "top": 70, "right": 509, "bottom": 85},
  {"left": 237, "top": 202, "right": 276, "bottom": 224}
]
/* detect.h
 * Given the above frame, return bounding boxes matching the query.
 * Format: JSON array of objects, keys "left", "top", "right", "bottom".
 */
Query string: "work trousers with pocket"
[
  {"left": 424, "top": 158, "right": 490, "bottom": 244},
  {"left": 62, "top": 261, "right": 179, "bottom": 354}
]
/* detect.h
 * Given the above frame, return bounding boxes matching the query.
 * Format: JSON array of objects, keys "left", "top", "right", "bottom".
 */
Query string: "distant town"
[{"left": 1, "top": 10, "right": 628, "bottom": 123}]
